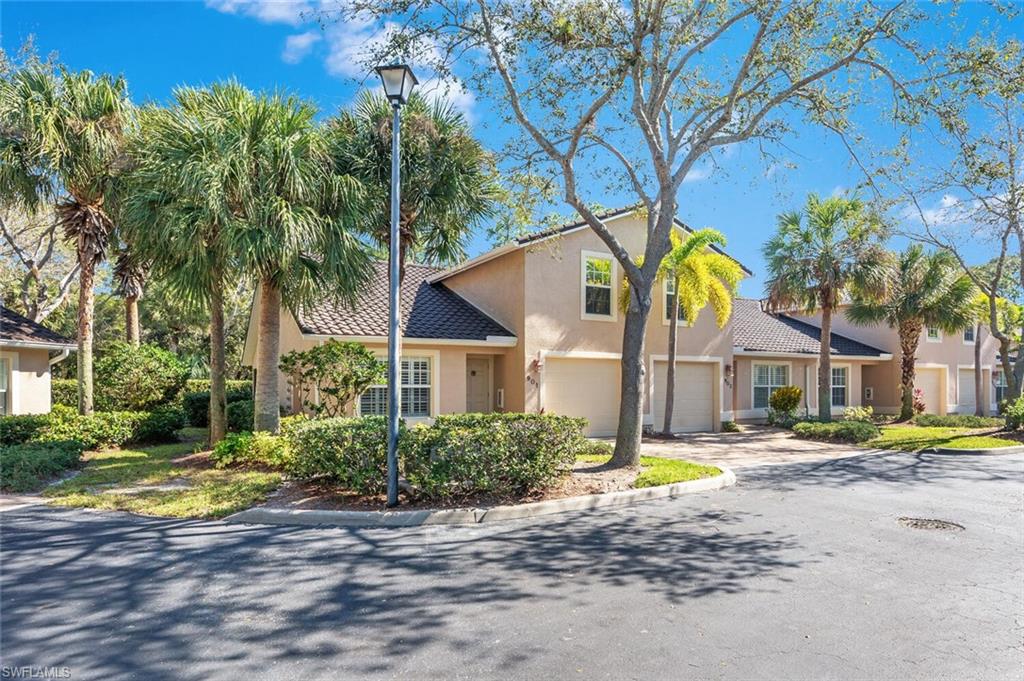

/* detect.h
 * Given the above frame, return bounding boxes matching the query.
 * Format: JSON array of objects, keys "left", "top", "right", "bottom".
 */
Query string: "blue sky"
[{"left": 1, "top": 1, "right": 1012, "bottom": 297}]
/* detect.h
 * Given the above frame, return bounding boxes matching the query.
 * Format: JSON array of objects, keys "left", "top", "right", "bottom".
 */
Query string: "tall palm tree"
[
  {"left": 762, "top": 194, "right": 889, "bottom": 422},
  {"left": 121, "top": 82, "right": 370, "bottom": 435},
  {"left": 113, "top": 249, "right": 147, "bottom": 346},
  {"left": 847, "top": 245, "right": 975, "bottom": 421},
  {"left": 327, "top": 91, "right": 498, "bottom": 285},
  {"left": 0, "top": 61, "right": 131, "bottom": 414}
]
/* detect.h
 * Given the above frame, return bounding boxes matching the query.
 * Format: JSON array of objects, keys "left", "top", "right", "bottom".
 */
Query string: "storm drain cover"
[{"left": 898, "top": 517, "right": 964, "bottom": 531}]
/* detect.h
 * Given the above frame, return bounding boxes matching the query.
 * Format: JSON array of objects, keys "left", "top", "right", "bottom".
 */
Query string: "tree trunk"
[
  {"left": 817, "top": 305, "right": 833, "bottom": 422},
  {"left": 898, "top": 319, "right": 922, "bottom": 421},
  {"left": 254, "top": 279, "right": 282, "bottom": 433},
  {"left": 209, "top": 263, "right": 228, "bottom": 445},
  {"left": 125, "top": 295, "right": 140, "bottom": 346},
  {"left": 611, "top": 287, "right": 652, "bottom": 468},
  {"left": 77, "top": 254, "right": 95, "bottom": 415},
  {"left": 661, "top": 279, "right": 679, "bottom": 435},
  {"left": 974, "top": 323, "right": 984, "bottom": 417}
]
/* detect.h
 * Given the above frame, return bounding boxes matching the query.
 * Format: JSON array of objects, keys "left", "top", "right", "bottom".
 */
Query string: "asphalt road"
[{"left": 2, "top": 450, "right": 1022, "bottom": 681}]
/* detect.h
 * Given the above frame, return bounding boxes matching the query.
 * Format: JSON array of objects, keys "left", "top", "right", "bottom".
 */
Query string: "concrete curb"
[
  {"left": 929, "top": 444, "right": 1024, "bottom": 456},
  {"left": 225, "top": 467, "right": 737, "bottom": 529}
]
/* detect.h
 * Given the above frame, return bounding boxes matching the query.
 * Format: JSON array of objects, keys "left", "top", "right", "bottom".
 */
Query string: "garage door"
[
  {"left": 915, "top": 368, "right": 943, "bottom": 414},
  {"left": 652, "top": 361, "right": 715, "bottom": 432},
  {"left": 544, "top": 358, "right": 620, "bottom": 436},
  {"left": 957, "top": 369, "right": 975, "bottom": 411}
]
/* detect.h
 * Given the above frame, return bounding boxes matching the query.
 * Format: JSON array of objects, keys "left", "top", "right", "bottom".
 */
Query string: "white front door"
[{"left": 466, "top": 357, "right": 491, "bottom": 413}]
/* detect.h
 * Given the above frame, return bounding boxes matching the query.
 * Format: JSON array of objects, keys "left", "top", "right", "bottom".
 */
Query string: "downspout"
[
  {"left": 805, "top": 365, "right": 811, "bottom": 418},
  {"left": 49, "top": 349, "right": 71, "bottom": 367}
]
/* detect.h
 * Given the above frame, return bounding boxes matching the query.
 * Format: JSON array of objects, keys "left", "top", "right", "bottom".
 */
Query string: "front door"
[{"left": 466, "top": 357, "right": 491, "bottom": 413}]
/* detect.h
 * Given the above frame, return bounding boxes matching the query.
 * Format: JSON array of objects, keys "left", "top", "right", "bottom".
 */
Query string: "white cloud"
[
  {"left": 206, "top": 0, "right": 312, "bottom": 26},
  {"left": 902, "top": 194, "right": 967, "bottom": 228},
  {"left": 282, "top": 30, "right": 321, "bottom": 64},
  {"left": 682, "top": 166, "right": 712, "bottom": 184},
  {"left": 830, "top": 185, "right": 846, "bottom": 198},
  {"left": 417, "top": 78, "right": 477, "bottom": 123}
]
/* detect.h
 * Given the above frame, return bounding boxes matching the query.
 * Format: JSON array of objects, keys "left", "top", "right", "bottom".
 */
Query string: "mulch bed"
[{"left": 261, "top": 458, "right": 642, "bottom": 512}]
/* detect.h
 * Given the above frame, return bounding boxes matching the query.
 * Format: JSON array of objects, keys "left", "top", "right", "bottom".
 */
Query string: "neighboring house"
[
  {"left": 243, "top": 206, "right": 1004, "bottom": 433},
  {"left": 0, "top": 306, "right": 75, "bottom": 415}
]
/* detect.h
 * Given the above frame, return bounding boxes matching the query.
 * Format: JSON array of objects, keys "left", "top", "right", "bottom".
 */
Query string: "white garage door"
[
  {"left": 652, "top": 361, "right": 715, "bottom": 432},
  {"left": 957, "top": 369, "right": 975, "bottom": 411},
  {"left": 915, "top": 368, "right": 943, "bottom": 414},
  {"left": 544, "top": 358, "right": 620, "bottom": 436}
]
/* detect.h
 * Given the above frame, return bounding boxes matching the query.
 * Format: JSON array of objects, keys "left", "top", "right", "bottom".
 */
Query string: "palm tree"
[
  {"left": 847, "top": 245, "right": 975, "bottom": 421},
  {"left": 621, "top": 229, "right": 743, "bottom": 434},
  {"left": 327, "top": 91, "right": 498, "bottom": 285},
  {"left": 762, "top": 194, "right": 888, "bottom": 422},
  {"left": 113, "top": 249, "right": 147, "bottom": 346},
  {"left": 0, "top": 61, "right": 131, "bottom": 414}
]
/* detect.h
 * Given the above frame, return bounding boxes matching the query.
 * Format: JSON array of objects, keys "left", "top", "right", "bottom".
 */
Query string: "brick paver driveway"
[{"left": 632, "top": 425, "right": 873, "bottom": 469}]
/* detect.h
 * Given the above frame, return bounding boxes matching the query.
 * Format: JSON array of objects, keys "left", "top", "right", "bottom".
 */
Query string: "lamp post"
[{"left": 376, "top": 63, "right": 417, "bottom": 508}]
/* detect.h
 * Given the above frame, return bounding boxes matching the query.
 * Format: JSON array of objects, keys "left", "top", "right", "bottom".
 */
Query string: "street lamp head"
[{"left": 375, "top": 63, "right": 418, "bottom": 105}]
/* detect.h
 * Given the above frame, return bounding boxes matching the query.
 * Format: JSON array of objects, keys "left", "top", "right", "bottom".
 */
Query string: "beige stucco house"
[
  {"left": 243, "top": 207, "right": 1004, "bottom": 434},
  {"left": 0, "top": 306, "right": 75, "bottom": 415}
]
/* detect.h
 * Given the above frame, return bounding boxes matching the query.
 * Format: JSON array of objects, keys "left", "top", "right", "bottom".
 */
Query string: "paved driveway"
[
  {"left": 2, "top": 451, "right": 1022, "bottom": 680},
  {"left": 631, "top": 425, "right": 873, "bottom": 469}
]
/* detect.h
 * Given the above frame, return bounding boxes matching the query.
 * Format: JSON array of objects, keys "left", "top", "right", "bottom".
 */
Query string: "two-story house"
[{"left": 242, "top": 206, "right": 1004, "bottom": 434}]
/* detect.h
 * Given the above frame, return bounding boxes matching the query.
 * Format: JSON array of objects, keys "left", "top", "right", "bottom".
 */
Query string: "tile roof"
[
  {"left": 296, "top": 261, "right": 514, "bottom": 341},
  {"left": 1, "top": 306, "right": 75, "bottom": 348},
  {"left": 732, "top": 298, "right": 888, "bottom": 357}
]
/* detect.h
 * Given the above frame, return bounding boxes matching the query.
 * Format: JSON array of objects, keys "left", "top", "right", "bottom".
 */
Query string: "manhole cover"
[{"left": 898, "top": 517, "right": 964, "bottom": 531}]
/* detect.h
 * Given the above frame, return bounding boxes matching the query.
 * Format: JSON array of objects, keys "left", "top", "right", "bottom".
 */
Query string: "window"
[
  {"left": 582, "top": 253, "right": 614, "bottom": 319},
  {"left": 963, "top": 326, "right": 975, "bottom": 343},
  {"left": 926, "top": 327, "right": 941, "bottom": 342},
  {"left": 753, "top": 364, "right": 789, "bottom": 409},
  {"left": 359, "top": 357, "right": 431, "bottom": 418},
  {"left": 831, "top": 366, "right": 848, "bottom": 407},
  {"left": 664, "top": 278, "right": 687, "bottom": 323},
  {"left": 0, "top": 358, "right": 8, "bottom": 416},
  {"left": 995, "top": 371, "right": 1007, "bottom": 405}
]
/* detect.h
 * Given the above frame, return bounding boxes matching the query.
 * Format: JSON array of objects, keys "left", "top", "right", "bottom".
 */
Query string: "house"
[
  {"left": 0, "top": 306, "right": 75, "bottom": 415},
  {"left": 242, "top": 206, "right": 1004, "bottom": 434}
]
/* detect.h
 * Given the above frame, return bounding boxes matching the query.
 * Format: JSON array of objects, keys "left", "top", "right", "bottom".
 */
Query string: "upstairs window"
[
  {"left": 926, "top": 327, "right": 941, "bottom": 342},
  {"left": 963, "top": 326, "right": 975, "bottom": 343},
  {"left": 582, "top": 252, "right": 614, "bottom": 320},
  {"left": 753, "top": 364, "right": 789, "bottom": 409},
  {"left": 664, "top": 278, "right": 687, "bottom": 323}
]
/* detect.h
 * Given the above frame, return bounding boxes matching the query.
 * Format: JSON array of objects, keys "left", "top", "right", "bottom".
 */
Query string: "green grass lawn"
[
  {"left": 866, "top": 426, "right": 1018, "bottom": 452},
  {"left": 44, "top": 427, "right": 281, "bottom": 519},
  {"left": 577, "top": 453, "right": 721, "bottom": 487}
]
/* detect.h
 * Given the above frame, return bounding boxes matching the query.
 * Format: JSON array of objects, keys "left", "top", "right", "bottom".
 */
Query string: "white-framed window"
[
  {"left": 0, "top": 358, "right": 9, "bottom": 416},
  {"left": 994, "top": 370, "right": 1008, "bottom": 405},
  {"left": 753, "top": 363, "right": 789, "bottom": 409},
  {"left": 359, "top": 357, "right": 431, "bottom": 418},
  {"left": 581, "top": 251, "right": 615, "bottom": 321},
  {"left": 926, "top": 327, "right": 942, "bottom": 342},
  {"left": 963, "top": 326, "right": 975, "bottom": 344},
  {"left": 663, "top": 278, "right": 687, "bottom": 323},
  {"left": 831, "top": 366, "right": 848, "bottom": 407}
]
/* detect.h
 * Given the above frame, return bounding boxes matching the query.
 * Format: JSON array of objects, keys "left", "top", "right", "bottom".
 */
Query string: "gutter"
[
  {"left": 2, "top": 339, "right": 77, "bottom": 352},
  {"left": 49, "top": 348, "right": 71, "bottom": 366}
]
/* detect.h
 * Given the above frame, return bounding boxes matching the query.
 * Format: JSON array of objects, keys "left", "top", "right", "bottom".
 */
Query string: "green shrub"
[
  {"left": 279, "top": 340, "right": 384, "bottom": 417},
  {"left": 284, "top": 416, "right": 394, "bottom": 494},
  {"left": 182, "top": 384, "right": 253, "bottom": 427},
  {"left": 0, "top": 440, "right": 85, "bottom": 492},
  {"left": 227, "top": 400, "right": 254, "bottom": 433},
  {"left": 0, "top": 414, "right": 49, "bottom": 446},
  {"left": 578, "top": 439, "right": 614, "bottom": 457},
  {"left": 721, "top": 420, "right": 741, "bottom": 433},
  {"left": 94, "top": 342, "right": 190, "bottom": 411},
  {"left": 210, "top": 432, "right": 290, "bottom": 469},
  {"left": 51, "top": 379, "right": 77, "bottom": 408},
  {"left": 767, "top": 385, "right": 802, "bottom": 426},
  {"left": 133, "top": 409, "right": 187, "bottom": 442},
  {"left": 402, "top": 413, "right": 586, "bottom": 500},
  {"left": 792, "top": 420, "right": 880, "bottom": 443},
  {"left": 1004, "top": 396, "right": 1024, "bottom": 430},
  {"left": 843, "top": 405, "right": 874, "bottom": 423},
  {"left": 914, "top": 413, "right": 1004, "bottom": 428},
  {"left": 184, "top": 379, "right": 252, "bottom": 394},
  {"left": 30, "top": 405, "right": 184, "bottom": 450}
]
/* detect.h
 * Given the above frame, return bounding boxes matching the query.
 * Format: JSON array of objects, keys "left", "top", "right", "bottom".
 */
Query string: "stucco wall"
[
  {"left": 1, "top": 346, "right": 53, "bottom": 415},
  {"left": 733, "top": 355, "right": 876, "bottom": 421}
]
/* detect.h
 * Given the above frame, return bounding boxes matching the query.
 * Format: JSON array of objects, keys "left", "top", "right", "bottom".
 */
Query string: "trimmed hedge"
[
  {"left": 0, "top": 440, "right": 85, "bottom": 492},
  {"left": 284, "top": 416, "right": 394, "bottom": 494},
  {"left": 51, "top": 379, "right": 77, "bottom": 408},
  {"left": 182, "top": 384, "right": 253, "bottom": 427},
  {"left": 210, "top": 431, "right": 290, "bottom": 469},
  {"left": 227, "top": 400, "right": 255, "bottom": 433},
  {"left": 94, "top": 342, "right": 190, "bottom": 411},
  {"left": 403, "top": 413, "right": 586, "bottom": 500},
  {"left": 914, "top": 413, "right": 1005, "bottom": 429},
  {"left": 0, "top": 405, "right": 185, "bottom": 450},
  {"left": 792, "top": 420, "right": 880, "bottom": 443}
]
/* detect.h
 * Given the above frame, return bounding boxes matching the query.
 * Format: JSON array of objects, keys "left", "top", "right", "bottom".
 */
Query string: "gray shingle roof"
[
  {"left": 732, "top": 298, "right": 887, "bottom": 357},
  {"left": 0, "top": 306, "right": 75, "bottom": 348},
  {"left": 296, "top": 261, "right": 514, "bottom": 341}
]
